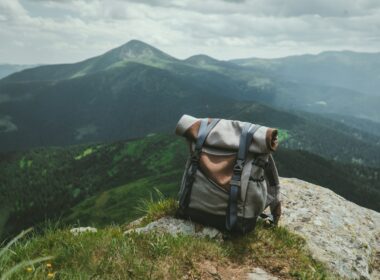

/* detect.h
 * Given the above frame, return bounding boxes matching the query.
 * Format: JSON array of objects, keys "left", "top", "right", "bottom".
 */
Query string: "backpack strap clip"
[
  {"left": 190, "top": 153, "right": 201, "bottom": 163},
  {"left": 233, "top": 159, "right": 245, "bottom": 173}
]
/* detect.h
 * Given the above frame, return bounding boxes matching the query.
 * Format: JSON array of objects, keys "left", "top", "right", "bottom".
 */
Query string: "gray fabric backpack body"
[{"left": 175, "top": 115, "right": 282, "bottom": 234}]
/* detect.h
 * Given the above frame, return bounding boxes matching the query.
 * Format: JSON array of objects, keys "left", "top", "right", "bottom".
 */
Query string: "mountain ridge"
[
  {"left": 1, "top": 39, "right": 379, "bottom": 159},
  {"left": 2, "top": 40, "right": 178, "bottom": 82},
  {"left": 231, "top": 50, "right": 380, "bottom": 97}
]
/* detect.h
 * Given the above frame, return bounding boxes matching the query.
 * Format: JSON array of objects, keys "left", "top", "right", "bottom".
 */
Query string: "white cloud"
[{"left": 0, "top": 0, "right": 379, "bottom": 64}]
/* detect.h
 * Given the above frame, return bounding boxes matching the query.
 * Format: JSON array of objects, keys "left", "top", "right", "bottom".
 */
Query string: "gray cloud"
[{"left": 0, "top": 0, "right": 379, "bottom": 64}]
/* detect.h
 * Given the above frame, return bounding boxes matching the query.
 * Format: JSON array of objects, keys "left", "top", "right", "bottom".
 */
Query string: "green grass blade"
[
  {"left": 0, "top": 256, "right": 53, "bottom": 280},
  {"left": 0, "top": 228, "right": 33, "bottom": 259}
]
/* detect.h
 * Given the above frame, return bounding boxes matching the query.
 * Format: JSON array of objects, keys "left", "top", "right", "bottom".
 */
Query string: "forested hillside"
[{"left": 1, "top": 134, "right": 379, "bottom": 240}]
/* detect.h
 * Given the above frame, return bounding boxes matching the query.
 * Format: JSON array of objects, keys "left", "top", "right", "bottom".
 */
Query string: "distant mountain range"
[
  {"left": 0, "top": 64, "right": 38, "bottom": 79},
  {"left": 232, "top": 51, "right": 380, "bottom": 96},
  {"left": 0, "top": 40, "right": 379, "bottom": 163}
]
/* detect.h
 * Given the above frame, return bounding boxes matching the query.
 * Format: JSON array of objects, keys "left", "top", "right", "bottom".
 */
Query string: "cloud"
[{"left": 0, "top": 0, "right": 379, "bottom": 64}]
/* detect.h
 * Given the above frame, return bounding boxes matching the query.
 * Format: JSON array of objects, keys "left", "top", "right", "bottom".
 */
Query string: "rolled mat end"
[{"left": 266, "top": 128, "right": 279, "bottom": 151}]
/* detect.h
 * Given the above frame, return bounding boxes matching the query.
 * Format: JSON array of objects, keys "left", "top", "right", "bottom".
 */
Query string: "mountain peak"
[
  {"left": 109, "top": 39, "right": 176, "bottom": 62},
  {"left": 120, "top": 39, "right": 154, "bottom": 51},
  {"left": 185, "top": 54, "right": 220, "bottom": 64}
]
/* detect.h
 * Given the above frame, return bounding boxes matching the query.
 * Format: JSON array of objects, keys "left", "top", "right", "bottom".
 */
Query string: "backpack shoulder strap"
[
  {"left": 226, "top": 124, "right": 261, "bottom": 231},
  {"left": 179, "top": 118, "right": 220, "bottom": 210}
]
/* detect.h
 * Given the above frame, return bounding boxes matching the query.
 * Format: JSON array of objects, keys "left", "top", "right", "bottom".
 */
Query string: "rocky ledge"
[
  {"left": 125, "top": 178, "right": 380, "bottom": 279},
  {"left": 280, "top": 178, "right": 380, "bottom": 280}
]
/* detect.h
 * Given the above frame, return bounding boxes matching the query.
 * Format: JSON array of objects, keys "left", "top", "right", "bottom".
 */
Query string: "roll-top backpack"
[{"left": 175, "top": 115, "right": 282, "bottom": 234}]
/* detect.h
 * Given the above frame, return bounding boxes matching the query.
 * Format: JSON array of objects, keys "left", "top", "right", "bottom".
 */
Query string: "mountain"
[
  {"left": 1, "top": 134, "right": 379, "bottom": 240},
  {"left": 2, "top": 40, "right": 178, "bottom": 82},
  {"left": 231, "top": 51, "right": 380, "bottom": 96},
  {"left": 229, "top": 51, "right": 380, "bottom": 123},
  {"left": 1, "top": 40, "right": 380, "bottom": 168},
  {"left": 1, "top": 41, "right": 379, "bottom": 279},
  {"left": 0, "top": 64, "right": 37, "bottom": 79}
]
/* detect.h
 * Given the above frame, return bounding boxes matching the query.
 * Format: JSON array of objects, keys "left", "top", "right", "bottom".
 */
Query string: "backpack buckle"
[
  {"left": 191, "top": 152, "right": 200, "bottom": 163},
  {"left": 233, "top": 159, "right": 244, "bottom": 174}
]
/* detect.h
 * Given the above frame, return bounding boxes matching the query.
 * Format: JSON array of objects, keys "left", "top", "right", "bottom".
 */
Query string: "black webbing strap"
[
  {"left": 226, "top": 124, "right": 261, "bottom": 231},
  {"left": 264, "top": 154, "right": 281, "bottom": 225},
  {"left": 179, "top": 118, "right": 220, "bottom": 210},
  {"left": 265, "top": 154, "right": 279, "bottom": 186}
]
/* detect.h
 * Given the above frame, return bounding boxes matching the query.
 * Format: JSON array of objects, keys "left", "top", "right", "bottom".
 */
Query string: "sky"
[{"left": 0, "top": 0, "right": 379, "bottom": 64}]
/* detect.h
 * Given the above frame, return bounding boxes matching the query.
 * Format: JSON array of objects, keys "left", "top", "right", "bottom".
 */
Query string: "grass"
[
  {"left": 0, "top": 196, "right": 334, "bottom": 279},
  {"left": 135, "top": 188, "right": 178, "bottom": 226},
  {"left": 0, "top": 184, "right": 335, "bottom": 279},
  {"left": 0, "top": 228, "right": 53, "bottom": 280},
  {"left": 63, "top": 171, "right": 181, "bottom": 227}
]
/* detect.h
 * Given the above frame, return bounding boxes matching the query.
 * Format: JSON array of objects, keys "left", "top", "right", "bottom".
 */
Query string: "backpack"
[{"left": 175, "top": 115, "right": 282, "bottom": 234}]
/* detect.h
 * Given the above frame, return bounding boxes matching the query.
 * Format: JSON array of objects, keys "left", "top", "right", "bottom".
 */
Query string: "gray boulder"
[
  {"left": 70, "top": 226, "right": 97, "bottom": 235},
  {"left": 280, "top": 178, "right": 380, "bottom": 280},
  {"left": 124, "top": 177, "right": 380, "bottom": 279},
  {"left": 124, "top": 216, "right": 222, "bottom": 239}
]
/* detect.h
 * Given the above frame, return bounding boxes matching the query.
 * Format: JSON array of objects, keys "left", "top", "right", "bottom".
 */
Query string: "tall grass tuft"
[
  {"left": 0, "top": 228, "right": 53, "bottom": 280},
  {"left": 135, "top": 187, "right": 178, "bottom": 225}
]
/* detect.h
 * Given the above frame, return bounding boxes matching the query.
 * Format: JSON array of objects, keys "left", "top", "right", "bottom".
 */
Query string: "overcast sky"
[{"left": 0, "top": 0, "right": 379, "bottom": 64}]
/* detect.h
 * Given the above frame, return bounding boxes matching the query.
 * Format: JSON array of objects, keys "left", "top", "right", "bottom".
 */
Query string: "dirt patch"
[{"left": 183, "top": 259, "right": 287, "bottom": 280}]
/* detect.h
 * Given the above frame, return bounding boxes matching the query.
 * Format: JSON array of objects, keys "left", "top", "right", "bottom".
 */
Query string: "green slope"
[
  {"left": 63, "top": 172, "right": 181, "bottom": 227},
  {"left": 0, "top": 134, "right": 187, "bottom": 239},
  {"left": 1, "top": 133, "right": 378, "bottom": 240}
]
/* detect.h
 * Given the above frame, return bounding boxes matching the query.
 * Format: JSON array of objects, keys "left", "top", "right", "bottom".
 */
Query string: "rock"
[
  {"left": 123, "top": 177, "right": 379, "bottom": 279},
  {"left": 280, "top": 178, "right": 380, "bottom": 280},
  {"left": 124, "top": 216, "right": 144, "bottom": 230},
  {"left": 70, "top": 227, "right": 97, "bottom": 236},
  {"left": 194, "top": 259, "right": 279, "bottom": 280},
  {"left": 247, "top": 267, "right": 278, "bottom": 280},
  {"left": 124, "top": 216, "right": 222, "bottom": 240}
]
